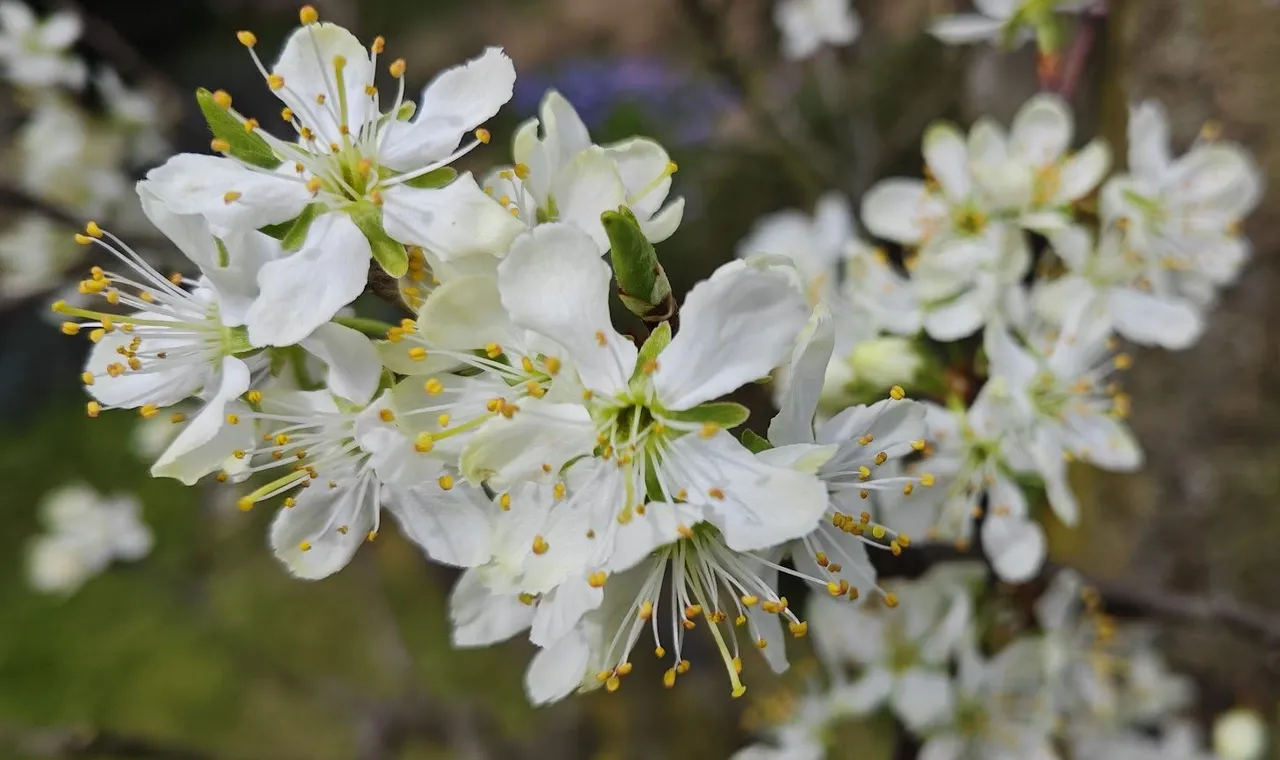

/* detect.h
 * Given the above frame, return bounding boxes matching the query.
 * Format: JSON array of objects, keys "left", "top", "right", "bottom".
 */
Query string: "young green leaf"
[
  {"left": 400, "top": 167, "right": 458, "bottom": 189},
  {"left": 629, "top": 321, "right": 672, "bottom": 385},
  {"left": 349, "top": 202, "right": 409, "bottom": 277},
  {"left": 603, "top": 207, "right": 672, "bottom": 322},
  {"left": 740, "top": 429, "right": 773, "bottom": 454},
  {"left": 664, "top": 402, "right": 750, "bottom": 430}
]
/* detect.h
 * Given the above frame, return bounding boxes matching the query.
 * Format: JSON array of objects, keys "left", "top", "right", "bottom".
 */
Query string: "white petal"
[
  {"left": 272, "top": 23, "right": 373, "bottom": 147},
  {"left": 1011, "top": 94, "right": 1073, "bottom": 165},
  {"left": 835, "top": 669, "right": 894, "bottom": 712},
  {"left": 460, "top": 399, "right": 596, "bottom": 489},
  {"left": 551, "top": 146, "right": 628, "bottom": 253},
  {"left": 529, "top": 89, "right": 593, "bottom": 172},
  {"left": 928, "top": 15, "right": 1005, "bottom": 44},
  {"left": 809, "top": 594, "right": 887, "bottom": 666},
  {"left": 1029, "top": 428, "right": 1078, "bottom": 526},
  {"left": 1057, "top": 140, "right": 1111, "bottom": 201},
  {"left": 918, "top": 736, "right": 966, "bottom": 760},
  {"left": 817, "top": 398, "right": 926, "bottom": 458},
  {"left": 638, "top": 197, "right": 685, "bottom": 244},
  {"left": 143, "top": 154, "right": 309, "bottom": 236},
  {"left": 768, "top": 310, "right": 834, "bottom": 445},
  {"left": 379, "top": 47, "right": 516, "bottom": 171},
  {"left": 604, "top": 137, "right": 674, "bottom": 216},
  {"left": 604, "top": 498, "right": 706, "bottom": 574},
  {"left": 269, "top": 476, "right": 376, "bottom": 580},
  {"left": 151, "top": 358, "right": 255, "bottom": 485},
  {"left": 924, "top": 123, "right": 972, "bottom": 202},
  {"left": 1046, "top": 224, "right": 1093, "bottom": 271},
  {"left": 653, "top": 260, "right": 809, "bottom": 410},
  {"left": 525, "top": 629, "right": 590, "bottom": 705},
  {"left": 1109, "top": 287, "right": 1203, "bottom": 349},
  {"left": 498, "top": 223, "right": 636, "bottom": 394},
  {"left": 38, "top": 11, "right": 81, "bottom": 48},
  {"left": 0, "top": 3, "right": 35, "bottom": 35},
  {"left": 982, "top": 513, "right": 1046, "bottom": 583},
  {"left": 1171, "top": 143, "right": 1264, "bottom": 220},
  {"left": 968, "top": 118, "right": 1009, "bottom": 165},
  {"left": 662, "top": 432, "right": 828, "bottom": 551},
  {"left": 1064, "top": 409, "right": 1143, "bottom": 471},
  {"left": 892, "top": 669, "right": 955, "bottom": 732},
  {"left": 983, "top": 323, "right": 1039, "bottom": 388},
  {"left": 1127, "top": 100, "right": 1173, "bottom": 179},
  {"left": 245, "top": 213, "right": 370, "bottom": 347},
  {"left": 381, "top": 172, "right": 526, "bottom": 261},
  {"left": 414, "top": 273, "right": 519, "bottom": 350},
  {"left": 530, "top": 575, "right": 604, "bottom": 647},
  {"left": 449, "top": 569, "right": 535, "bottom": 647},
  {"left": 86, "top": 326, "right": 207, "bottom": 409},
  {"left": 354, "top": 394, "right": 444, "bottom": 487},
  {"left": 923, "top": 280, "right": 995, "bottom": 341},
  {"left": 299, "top": 321, "right": 381, "bottom": 405},
  {"left": 861, "top": 179, "right": 932, "bottom": 245},
  {"left": 384, "top": 482, "right": 493, "bottom": 567}
]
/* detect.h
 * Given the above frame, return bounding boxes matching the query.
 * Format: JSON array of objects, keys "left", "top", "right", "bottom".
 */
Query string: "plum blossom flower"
[
  {"left": 774, "top": 0, "right": 861, "bottom": 60},
  {"left": 483, "top": 89, "right": 684, "bottom": 252},
  {"left": 0, "top": 1, "right": 86, "bottom": 89},
  {"left": 1102, "top": 100, "right": 1264, "bottom": 309},
  {"left": 144, "top": 15, "right": 523, "bottom": 345},
  {"left": 26, "top": 484, "right": 152, "bottom": 595},
  {"left": 929, "top": 0, "right": 1092, "bottom": 49}
]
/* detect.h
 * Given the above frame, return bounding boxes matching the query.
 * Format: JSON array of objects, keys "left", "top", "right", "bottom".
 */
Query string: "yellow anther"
[
  {"left": 684, "top": 604, "right": 703, "bottom": 620},
  {"left": 377, "top": 408, "right": 396, "bottom": 423},
  {"left": 588, "top": 571, "right": 607, "bottom": 588},
  {"left": 919, "top": 473, "right": 936, "bottom": 487},
  {"left": 858, "top": 434, "right": 874, "bottom": 445},
  {"left": 911, "top": 439, "right": 927, "bottom": 451},
  {"left": 283, "top": 497, "right": 296, "bottom": 508},
  {"left": 127, "top": 357, "right": 142, "bottom": 371},
  {"left": 424, "top": 378, "right": 444, "bottom": 395},
  {"left": 902, "top": 482, "right": 914, "bottom": 496},
  {"left": 404, "top": 346, "right": 429, "bottom": 362},
  {"left": 305, "top": 177, "right": 323, "bottom": 194},
  {"left": 226, "top": 413, "right": 240, "bottom": 425},
  {"left": 595, "top": 330, "right": 607, "bottom": 346},
  {"left": 677, "top": 660, "right": 691, "bottom": 674},
  {"left": 707, "top": 487, "right": 725, "bottom": 500},
  {"left": 890, "top": 385, "right": 906, "bottom": 400},
  {"left": 371, "top": 35, "right": 385, "bottom": 54},
  {"left": 789, "top": 621, "right": 808, "bottom": 638},
  {"left": 236, "top": 495, "right": 255, "bottom": 512},
  {"left": 74, "top": 233, "right": 92, "bottom": 244},
  {"left": 211, "top": 89, "right": 232, "bottom": 109},
  {"left": 513, "top": 163, "right": 530, "bottom": 179},
  {"left": 281, "top": 107, "right": 294, "bottom": 122},
  {"left": 80, "top": 371, "right": 94, "bottom": 386},
  {"left": 299, "top": 5, "right": 318, "bottom": 24},
  {"left": 242, "top": 118, "right": 259, "bottom": 133},
  {"left": 874, "top": 452, "right": 888, "bottom": 465},
  {"left": 298, "top": 541, "right": 312, "bottom": 552},
  {"left": 434, "top": 474, "right": 453, "bottom": 491},
  {"left": 827, "top": 581, "right": 842, "bottom": 596},
  {"left": 699, "top": 422, "right": 719, "bottom": 439},
  {"left": 499, "top": 493, "right": 511, "bottom": 511},
  {"left": 884, "top": 593, "right": 900, "bottom": 608},
  {"left": 475, "top": 128, "right": 491, "bottom": 144},
  {"left": 367, "top": 531, "right": 378, "bottom": 542},
  {"left": 663, "top": 669, "right": 677, "bottom": 688},
  {"left": 236, "top": 30, "right": 257, "bottom": 47},
  {"left": 616, "top": 662, "right": 633, "bottom": 676},
  {"left": 871, "top": 524, "right": 887, "bottom": 540},
  {"left": 755, "top": 638, "right": 768, "bottom": 649},
  {"left": 531, "top": 535, "right": 549, "bottom": 555},
  {"left": 86, "top": 401, "right": 101, "bottom": 418},
  {"left": 484, "top": 342, "right": 502, "bottom": 358},
  {"left": 60, "top": 321, "right": 81, "bottom": 336},
  {"left": 640, "top": 358, "right": 659, "bottom": 374},
  {"left": 246, "top": 390, "right": 262, "bottom": 404},
  {"left": 389, "top": 59, "right": 406, "bottom": 78},
  {"left": 741, "top": 594, "right": 759, "bottom": 606},
  {"left": 1114, "top": 353, "right": 1133, "bottom": 370},
  {"left": 223, "top": 191, "right": 242, "bottom": 204},
  {"left": 139, "top": 404, "right": 159, "bottom": 419},
  {"left": 543, "top": 356, "right": 561, "bottom": 375},
  {"left": 414, "top": 432, "right": 434, "bottom": 453},
  {"left": 85, "top": 221, "right": 103, "bottom": 238},
  {"left": 677, "top": 523, "right": 694, "bottom": 538},
  {"left": 553, "top": 482, "right": 566, "bottom": 500},
  {"left": 857, "top": 465, "right": 871, "bottom": 481},
  {"left": 267, "top": 74, "right": 285, "bottom": 90}
]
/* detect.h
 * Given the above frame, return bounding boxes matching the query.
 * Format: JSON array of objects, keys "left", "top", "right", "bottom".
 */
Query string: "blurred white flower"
[
  {"left": 0, "top": 1, "right": 86, "bottom": 89},
  {"left": 27, "top": 483, "right": 152, "bottom": 595},
  {"left": 0, "top": 215, "right": 78, "bottom": 300},
  {"left": 774, "top": 0, "right": 860, "bottom": 60},
  {"left": 1102, "top": 100, "right": 1264, "bottom": 309},
  {"left": 732, "top": 689, "right": 845, "bottom": 760},
  {"left": 1214, "top": 708, "right": 1268, "bottom": 760},
  {"left": 17, "top": 95, "right": 129, "bottom": 218},
  {"left": 95, "top": 67, "right": 170, "bottom": 164},
  {"left": 929, "top": 0, "right": 1091, "bottom": 49},
  {"left": 848, "top": 336, "right": 924, "bottom": 389}
]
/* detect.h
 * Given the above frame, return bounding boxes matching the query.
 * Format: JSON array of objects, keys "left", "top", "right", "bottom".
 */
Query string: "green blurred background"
[{"left": 1, "top": 0, "right": 1279, "bottom": 757}]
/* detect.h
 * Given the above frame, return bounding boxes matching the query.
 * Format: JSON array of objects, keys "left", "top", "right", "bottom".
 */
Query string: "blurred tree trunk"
[{"left": 1067, "top": 0, "right": 1280, "bottom": 712}]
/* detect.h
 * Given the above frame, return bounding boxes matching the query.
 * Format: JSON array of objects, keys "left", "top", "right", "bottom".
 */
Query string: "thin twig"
[
  {"left": 1057, "top": 0, "right": 1109, "bottom": 101},
  {"left": 874, "top": 545, "right": 1280, "bottom": 643}
]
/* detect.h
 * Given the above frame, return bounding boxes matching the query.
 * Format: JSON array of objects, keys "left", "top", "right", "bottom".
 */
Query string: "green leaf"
[
  {"left": 281, "top": 204, "right": 324, "bottom": 251},
  {"left": 602, "top": 207, "right": 671, "bottom": 320},
  {"left": 257, "top": 220, "right": 291, "bottom": 240},
  {"left": 740, "top": 429, "right": 773, "bottom": 454},
  {"left": 664, "top": 402, "right": 750, "bottom": 430},
  {"left": 629, "top": 321, "right": 671, "bottom": 385},
  {"left": 195, "top": 88, "right": 280, "bottom": 170},
  {"left": 399, "top": 167, "right": 457, "bottom": 189},
  {"left": 349, "top": 202, "right": 408, "bottom": 277},
  {"left": 214, "top": 238, "right": 230, "bottom": 267}
]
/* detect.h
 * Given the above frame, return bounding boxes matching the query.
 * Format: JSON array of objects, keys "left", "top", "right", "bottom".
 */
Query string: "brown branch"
[
  {"left": 1057, "top": 0, "right": 1109, "bottom": 101},
  {"left": 874, "top": 544, "right": 1280, "bottom": 643}
]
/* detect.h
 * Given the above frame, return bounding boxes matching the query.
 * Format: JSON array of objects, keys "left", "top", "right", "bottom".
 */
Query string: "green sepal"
[
  {"left": 400, "top": 167, "right": 457, "bottom": 189},
  {"left": 629, "top": 321, "right": 672, "bottom": 387},
  {"left": 740, "top": 429, "right": 773, "bottom": 454},
  {"left": 280, "top": 203, "right": 324, "bottom": 251},
  {"left": 603, "top": 207, "right": 672, "bottom": 321},
  {"left": 214, "top": 238, "right": 231, "bottom": 267},
  {"left": 196, "top": 87, "right": 281, "bottom": 170},
  {"left": 349, "top": 202, "right": 409, "bottom": 278},
  {"left": 664, "top": 402, "right": 750, "bottom": 430},
  {"left": 222, "top": 325, "right": 255, "bottom": 355},
  {"left": 644, "top": 458, "right": 666, "bottom": 503}
]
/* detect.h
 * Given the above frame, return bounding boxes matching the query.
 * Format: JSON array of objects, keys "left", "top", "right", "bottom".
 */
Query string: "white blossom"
[
  {"left": 27, "top": 484, "right": 152, "bottom": 595},
  {"left": 1215, "top": 709, "right": 1268, "bottom": 760},
  {"left": 929, "top": 0, "right": 1092, "bottom": 49},
  {"left": 0, "top": 1, "right": 85, "bottom": 89},
  {"left": 774, "top": 0, "right": 860, "bottom": 60}
]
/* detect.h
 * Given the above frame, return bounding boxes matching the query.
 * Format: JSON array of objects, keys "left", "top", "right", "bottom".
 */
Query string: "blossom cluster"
[
  {"left": 35, "top": 0, "right": 1268, "bottom": 752},
  {"left": 0, "top": 1, "right": 168, "bottom": 303}
]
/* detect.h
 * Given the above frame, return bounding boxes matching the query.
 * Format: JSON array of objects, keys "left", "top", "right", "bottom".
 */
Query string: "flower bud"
[{"left": 848, "top": 336, "right": 924, "bottom": 390}]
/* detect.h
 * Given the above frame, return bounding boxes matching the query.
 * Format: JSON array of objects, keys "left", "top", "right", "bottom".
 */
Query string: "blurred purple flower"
[{"left": 512, "top": 55, "right": 737, "bottom": 146}]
